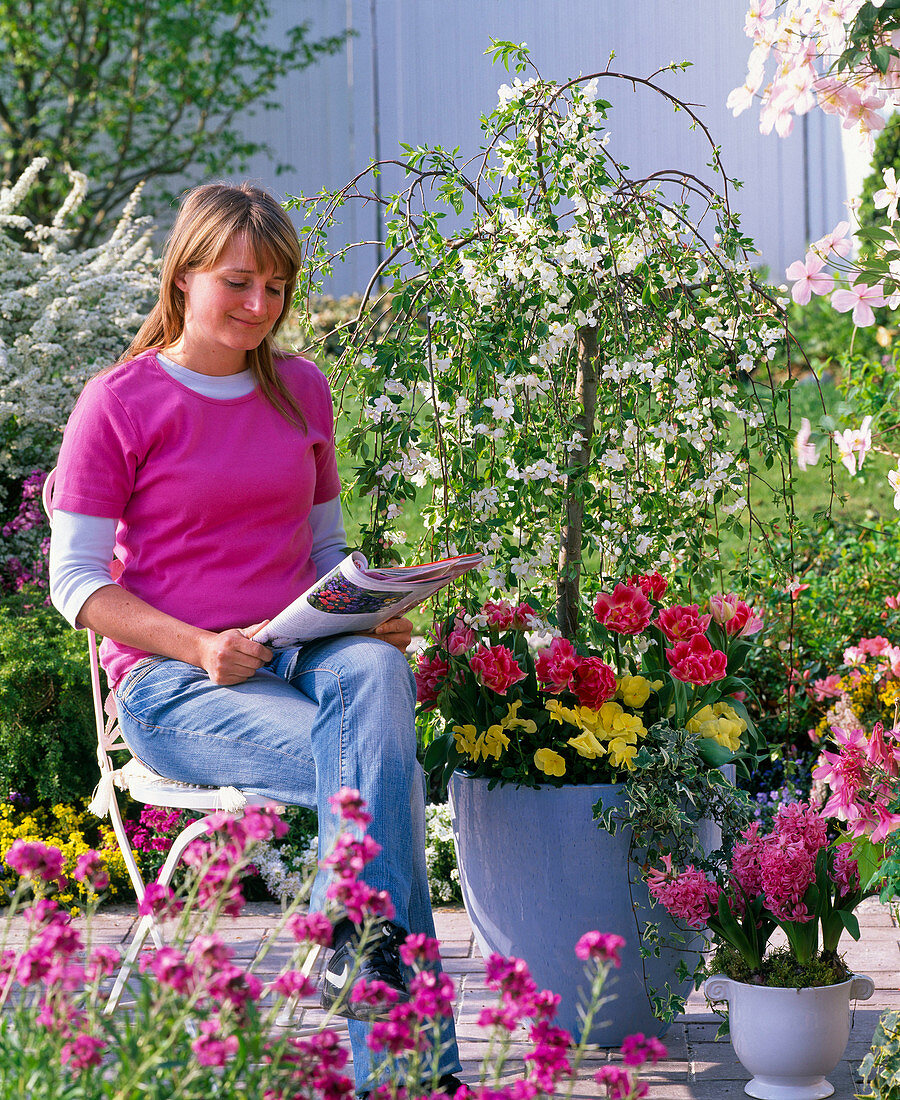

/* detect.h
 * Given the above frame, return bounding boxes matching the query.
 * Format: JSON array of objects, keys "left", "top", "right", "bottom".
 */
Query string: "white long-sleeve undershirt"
[{"left": 48, "top": 353, "right": 348, "bottom": 628}]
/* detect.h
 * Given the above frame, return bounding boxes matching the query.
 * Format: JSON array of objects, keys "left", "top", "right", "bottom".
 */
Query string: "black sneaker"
[
  {"left": 356, "top": 1074, "right": 466, "bottom": 1100},
  {"left": 320, "top": 918, "right": 410, "bottom": 1021}
]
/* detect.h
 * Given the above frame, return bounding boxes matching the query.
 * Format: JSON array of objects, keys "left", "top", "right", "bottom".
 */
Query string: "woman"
[{"left": 49, "top": 182, "right": 462, "bottom": 1095}]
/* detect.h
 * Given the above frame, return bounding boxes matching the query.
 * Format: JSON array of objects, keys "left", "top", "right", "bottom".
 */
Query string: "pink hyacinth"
[
  {"left": 656, "top": 603, "right": 711, "bottom": 643},
  {"left": 665, "top": 635, "right": 727, "bottom": 686},
  {"left": 592, "top": 583, "right": 653, "bottom": 635},
  {"left": 574, "top": 931, "right": 625, "bottom": 966},
  {"left": 534, "top": 636, "right": 579, "bottom": 694},
  {"left": 646, "top": 856, "right": 721, "bottom": 927},
  {"left": 571, "top": 657, "right": 618, "bottom": 710},
  {"left": 758, "top": 835, "right": 817, "bottom": 923},
  {"left": 731, "top": 822, "right": 765, "bottom": 900},
  {"left": 414, "top": 651, "right": 449, "bottom": 705},
  {"left": 469, "top": 644, "right": 527, "bottom": 695},
  {"left": 832, "top": 843, "right": 861, "bottom": 899}
]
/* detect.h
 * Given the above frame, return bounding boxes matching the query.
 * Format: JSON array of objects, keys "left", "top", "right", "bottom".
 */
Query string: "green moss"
[{"left": 709, "top": 944, "right": 851, "bottom": 989}]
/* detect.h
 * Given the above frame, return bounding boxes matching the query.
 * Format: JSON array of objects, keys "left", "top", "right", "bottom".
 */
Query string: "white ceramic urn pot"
[{"left": 703, "top": 973, "right": 875, "bottom": 1100}]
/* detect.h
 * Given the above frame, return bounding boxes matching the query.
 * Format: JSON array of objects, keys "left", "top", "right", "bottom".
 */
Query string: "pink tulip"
[{"left": 592, "top": 583, "right": 653, "bottom": 636}]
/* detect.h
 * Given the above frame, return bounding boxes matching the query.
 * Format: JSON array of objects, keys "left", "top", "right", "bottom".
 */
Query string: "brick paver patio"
[{"left": 3, "top": 897, "right": 895, "bottom": 1097}]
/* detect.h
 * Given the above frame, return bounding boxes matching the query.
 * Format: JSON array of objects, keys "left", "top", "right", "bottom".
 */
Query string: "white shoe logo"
[{"left": 325, "top": 961, "right": 351, "bottom": 989}]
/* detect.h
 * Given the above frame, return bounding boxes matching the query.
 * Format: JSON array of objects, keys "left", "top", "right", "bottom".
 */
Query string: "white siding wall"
[{"left": 238, "top": 0, "right": 847, "bottom": 296}]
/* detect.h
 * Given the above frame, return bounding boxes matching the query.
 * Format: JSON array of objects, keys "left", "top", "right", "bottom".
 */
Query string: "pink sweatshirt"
[{"left": 53, "top": 351, "right": 342, "bottom": 687}]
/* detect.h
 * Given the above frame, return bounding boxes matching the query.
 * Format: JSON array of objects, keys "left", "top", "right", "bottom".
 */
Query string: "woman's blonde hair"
[{"left": 120, "top": 182, "right": 306, "bottom": 429}]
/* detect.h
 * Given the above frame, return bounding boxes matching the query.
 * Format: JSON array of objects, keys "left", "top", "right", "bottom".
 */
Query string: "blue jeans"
[{"left": 114, "top": 635, "right": 462, "bottom": 1090}]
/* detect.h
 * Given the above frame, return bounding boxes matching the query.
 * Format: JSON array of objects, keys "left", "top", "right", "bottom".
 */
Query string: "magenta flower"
[
  {"left": 60, "top": 1033, "right": 105, "bottom": 1072},
  {"left": 350, "top": 978, "right": 401, "bottom": 1009},
  {"left": 399, "top": 932, "right": 442, "bottom": 967},
  {"left": 574, "top": 931, "right": 625, "bottom": 967},
  {"left": 595, "top": 1064, "right": 643, "bottom": 1099},
  {"left": 4, "top": 839, "right": 65, "bottom": 883},
  {"left": 409, "top": 969, "right": 456, "bottom": 1018},
  {"left": 191, "top": 1019, "right": 239, "bottom": 1067},
  {"left": 328, "top": 787, "right": 373, "bottom": 827},
  {"left": 141, "top": 946, "right": 197, "bottom": 995},
  {"left": 368, "top": 1003, "right": 428, "bottom": 1055},
  {"left": 137, "top": 882, "right": 184, "bottom": 920},
  {"left": 287, "top": 911, "right": 334, "bottom": 947},
  {"left": 621, "top": 1032, "right": 667, "bottom": 1067},
  {"left": 665, "top": 636, "right": 727, "bottom": 686},
  {"left": 321, "top": 833, "right": 382, "bottom": 877},
  {"left": 271, "top": 970, "right": 316, "bottom": 999},
  {"left": 73, "top": 850, "right": 110, "bottom": 893},
  {"left": 592, "top": 583, "right": 653, "bottom": 635},
  {"left": 469, "top": 644, "right": 527, "bottom": 695},
  {"left": 525, "top": 1019, "right": 573, "bottom": 1091}
]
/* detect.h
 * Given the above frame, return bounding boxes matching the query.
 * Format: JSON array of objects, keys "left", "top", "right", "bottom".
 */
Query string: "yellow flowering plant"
[{"left": 418, "top": 574, "right": 766, "bottom": 791}]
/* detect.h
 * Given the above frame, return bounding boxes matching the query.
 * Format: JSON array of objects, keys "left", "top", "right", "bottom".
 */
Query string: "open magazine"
[{"left": 253, "top": 551, "right": 485, "bottom": 648}]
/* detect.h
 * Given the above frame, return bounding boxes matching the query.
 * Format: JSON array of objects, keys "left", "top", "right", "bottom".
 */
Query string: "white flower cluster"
[{"left": 0, "top": 160, "right": 157, "bottom": 490}]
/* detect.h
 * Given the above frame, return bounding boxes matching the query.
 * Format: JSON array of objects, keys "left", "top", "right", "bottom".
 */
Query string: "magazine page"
[{"left": 253, "top": 551, "right": 484, "bottom": 648}]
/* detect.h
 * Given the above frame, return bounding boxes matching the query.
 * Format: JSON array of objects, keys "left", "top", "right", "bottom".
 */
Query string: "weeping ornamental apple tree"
[{"left": 291, "top": 42, "right": 797, "bottom": 637}]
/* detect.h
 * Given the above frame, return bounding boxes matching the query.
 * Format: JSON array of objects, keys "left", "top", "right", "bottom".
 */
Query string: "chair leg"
[
  {"left": 274, "top": 943, "right": 322, "bottom": 1027},
  {"left": 105, "top": 814, "right": 213, "bottom": 1014}
]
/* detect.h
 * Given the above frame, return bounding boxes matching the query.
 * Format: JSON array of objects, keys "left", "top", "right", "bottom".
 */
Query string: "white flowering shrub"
[
  {"left": 293, "top": 44, "right": 796, "bottom": 630},
  {"left": 0, "top": 159, "right": 157, "bottom": 497}
]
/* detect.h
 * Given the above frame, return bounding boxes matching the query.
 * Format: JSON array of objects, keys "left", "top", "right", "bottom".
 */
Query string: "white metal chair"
[{"left": 42, "top": 469, "right": 318, "bottom": 1016}]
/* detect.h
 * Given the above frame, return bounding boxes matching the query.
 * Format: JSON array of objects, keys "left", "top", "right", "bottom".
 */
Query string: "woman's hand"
[
  {"left": 198, "top": 621, "right": 273, "bottom": 685},
  {"left": 372, "top": 616, "right": 414, "bottom": 654}
]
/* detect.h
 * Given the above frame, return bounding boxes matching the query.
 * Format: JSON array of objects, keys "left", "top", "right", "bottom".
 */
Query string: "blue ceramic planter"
[{"left": 449, "top": 774, "right": 718, "bottom": 1046}]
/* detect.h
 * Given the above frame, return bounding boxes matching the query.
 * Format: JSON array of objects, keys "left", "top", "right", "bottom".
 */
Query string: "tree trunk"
[{"left": 556, "top": 326, "right": 598, "bottom": 639}]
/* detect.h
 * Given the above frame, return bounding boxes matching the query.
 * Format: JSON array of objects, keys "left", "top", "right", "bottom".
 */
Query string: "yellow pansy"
[
  {"left": 534, "top": 748, "right": 567, "bottom": 777},
  {"left": 608, "top": 738, "right": 639, "bottom": 769},
  {"left": 503, "top": 699, "right": 537, "bottom": 733},
  {"left": 453, "top": 724, "right": 479, "bottom": 757},
  {"left": 617, "top": 674, "right": 654, "bottom": 709},
  {"left": 686, "top": 702, "right": 747, "bottom": 752},
  {"left": 483, "top": 724, "right": 511, "bottom": 759},
  {"left": 597, "top": 701, "right": 647, "bottom": 741},
  {"left": 546, "top": 699, "right": 582, "bottom": 728},
  {"left": 567, "top": 729, "right": 607, "bottom": 759}
]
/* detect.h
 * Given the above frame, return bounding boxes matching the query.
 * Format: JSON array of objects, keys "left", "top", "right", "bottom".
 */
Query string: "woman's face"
[{"left": 174, "top": 234, "right": 286, "bottom": 370}]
